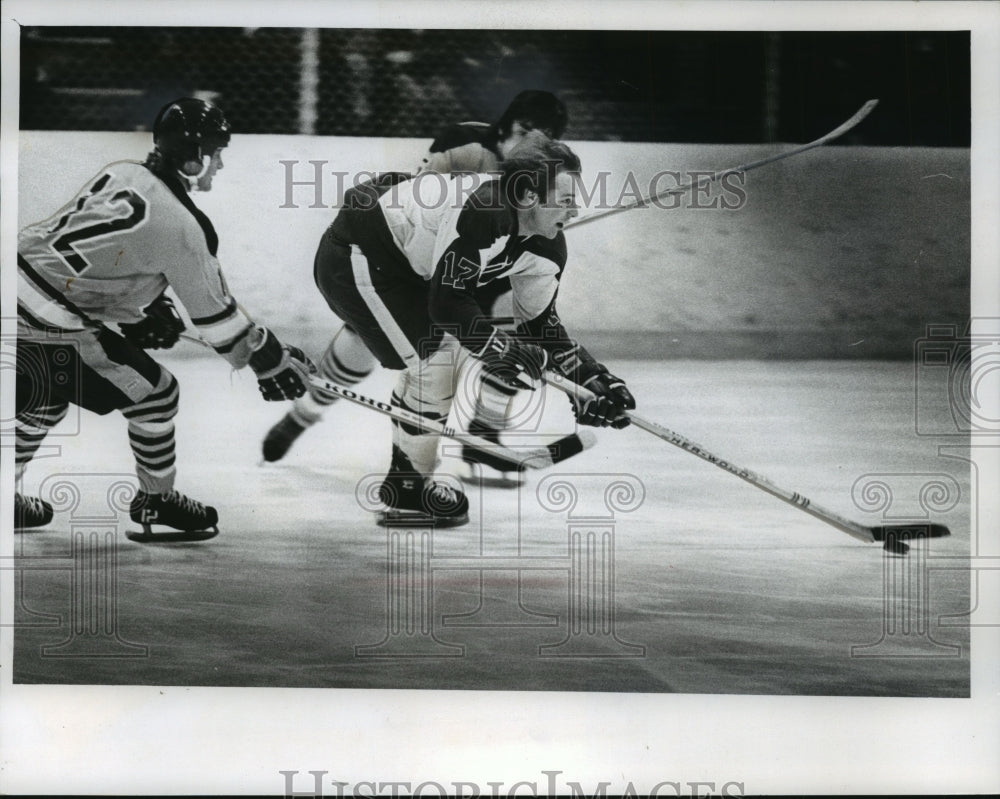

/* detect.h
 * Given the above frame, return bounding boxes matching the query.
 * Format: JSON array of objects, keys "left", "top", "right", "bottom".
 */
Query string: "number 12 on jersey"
[{"left": 47, "top": 173, "right": 149, "bottom": 274}]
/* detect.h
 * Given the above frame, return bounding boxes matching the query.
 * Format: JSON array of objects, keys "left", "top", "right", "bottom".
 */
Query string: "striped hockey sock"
[
  {"left": 15, "top": 400, "right": 70, "bottom": 481},
  {"left": 121, "top": 372, "right": 179, "bottom": 494},
  {"left": 293, "top": 325, "right": 375, "bottom": 424}
]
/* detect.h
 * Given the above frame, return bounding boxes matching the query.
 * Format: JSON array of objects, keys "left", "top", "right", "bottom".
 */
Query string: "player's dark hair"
[
  {"left": 495, "top": 90, "right": 568, "bottom": 140},
  {"left": 500, "top": 139, "right": 581, "bottom": 207}
]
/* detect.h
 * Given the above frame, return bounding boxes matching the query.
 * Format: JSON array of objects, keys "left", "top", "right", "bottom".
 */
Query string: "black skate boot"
[
  {"left": 460, "top": 419, "right": 526, "bottom": 488},
  {"left": 377, "top": 446, "right": 469, "bottom": 527},
  {"left": 262, "top": 411, "right": 312, "bottom": 462},
  {"left": 127, "top": 489, "right": 219, "bottom": 542},
  {"left": 14, "top": 493, "right": 53, "bottom": 530}
]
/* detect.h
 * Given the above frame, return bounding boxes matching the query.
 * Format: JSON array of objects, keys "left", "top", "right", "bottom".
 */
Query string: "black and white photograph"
[{"left": 2, "top": 0, "right": 998, "bottom": 795}]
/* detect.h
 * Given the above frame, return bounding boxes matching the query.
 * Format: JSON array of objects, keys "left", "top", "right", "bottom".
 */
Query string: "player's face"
[
  {"left": 196, "top": 148, "right": 225, "bottom": 192},
  {"left": 521, "top": 171, "right": 579, "bottom": 238}
]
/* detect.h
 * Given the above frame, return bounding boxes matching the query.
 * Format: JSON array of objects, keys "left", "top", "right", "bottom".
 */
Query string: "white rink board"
[{"left": 17, "top": 131, "right": 969, "bottom": 359}]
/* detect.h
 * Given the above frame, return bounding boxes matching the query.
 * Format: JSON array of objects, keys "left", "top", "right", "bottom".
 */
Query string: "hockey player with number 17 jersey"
[
  {"left": 305, "top": 136, "right": 635, "bottom": 525},
  {"left": 261, "top": 90, "right": 573, "bottom": 484}
]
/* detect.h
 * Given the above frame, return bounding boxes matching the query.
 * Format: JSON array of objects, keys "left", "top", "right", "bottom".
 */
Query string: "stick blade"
[
  {"left": 547, "top": 430, "right": 598, "bottom": 464},
  {"left": 518, "top": 431, "right": 597, "bottom": 470},
  {"left": 458, "top": 461, "right": 526, "bottom": 489},
  {"left": 869, "top": 523, "right": 951, "bottom": 541}
]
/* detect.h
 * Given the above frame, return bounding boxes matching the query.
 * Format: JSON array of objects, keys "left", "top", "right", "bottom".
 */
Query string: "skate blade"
[
  {"left": 458, "top": 461, "right": 525, "bottom": 489},
  {"left": 375, "top": 510, "right": 469, "bottom": 528},
  {"left": 126, "top": 525, "right": 220, "bottom": 543}
]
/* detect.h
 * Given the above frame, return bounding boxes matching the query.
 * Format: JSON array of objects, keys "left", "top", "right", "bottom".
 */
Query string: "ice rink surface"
[
  {"left": 10, "top": 130, "right": 973, "bottom": 697},
  {"left": 13, "top": 357, "right": 971, "bottom": 696}
]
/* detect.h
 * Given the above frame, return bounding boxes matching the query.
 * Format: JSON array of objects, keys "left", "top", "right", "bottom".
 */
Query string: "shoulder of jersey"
[
  {"left": 104, "top": 159, "right": 156, "bottom": 181},
  {"left": 465, "top": 176, "right": 503, "bottom": 201},
  {"left": 106, "top": 160, "right": 181, "bottom": 197},
  {"left": 115, "top": 159, "right": 221, "bottom": 254},
  {"left": 464, "top": 178, "right": 507, "bottom": 218},
  {"left": 455, "top": 179, "right": 512, "bottom": 244},
  {"left": 523, "top": 230, "right": 568, "bottom": 269},
  {"left": 429, "top": 121, "right": 492, "bottom": 153}
]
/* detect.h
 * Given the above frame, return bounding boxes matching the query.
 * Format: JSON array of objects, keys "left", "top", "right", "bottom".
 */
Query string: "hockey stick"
[
  {"left": 177, "top": 333, "right": 590, "bottom": 471},
  {"left": 543, "top": 370, "right": 950, "bottom": 555},
  {"left": 306, "top": 373, "right": 595, "bottom": 472},
  {"left": 566, "top": 98, "right": 879, "bottom": 231}
]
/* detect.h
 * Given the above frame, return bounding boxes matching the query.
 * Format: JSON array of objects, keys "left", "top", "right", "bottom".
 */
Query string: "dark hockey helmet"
[{"left": 152, "top": 97, "right": 231, "bottom": 174}]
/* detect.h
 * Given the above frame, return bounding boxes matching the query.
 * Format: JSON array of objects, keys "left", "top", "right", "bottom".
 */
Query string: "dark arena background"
[
  {"left": 6, "top": 14, "right": 996, "bottom": 796},
  {"left": 18, "top": 27, "right": 971, "bottom": 359},
  {"left": 21, "top": 28, "right": 968, "bottom": 145}
]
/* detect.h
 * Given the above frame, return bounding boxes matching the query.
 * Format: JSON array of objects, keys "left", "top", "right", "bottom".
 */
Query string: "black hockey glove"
[
  {"left": 119, "top": 292, "right": 186, "bottom": 350},
  {"left": 248, "top": 328, "right": 316, "bottom": 401},
  {"left": 570, "top": 363, "right": 636, "bottom": 429},
  {"left": 474, "top": 329, "right": 548, "bottom": 391}
]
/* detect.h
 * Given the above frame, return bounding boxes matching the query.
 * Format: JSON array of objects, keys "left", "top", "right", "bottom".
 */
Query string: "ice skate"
[
  {"left": 459, "top": 420, "right": 526, "bottom": 488},
  {"left": 459, "top": 421, "right": 598, "bottom": 488},
  {"left": 127, "top": 489, "right": 219, "bottom": 542},
  {"left": 377, "top": 447, "right": 469, "bottom": 527},
  {"left": 14, "top": 493, "right": 53, "bottom": 530},
  {"left": 262, "top": 411, "right": 312, "bottom": 462}
]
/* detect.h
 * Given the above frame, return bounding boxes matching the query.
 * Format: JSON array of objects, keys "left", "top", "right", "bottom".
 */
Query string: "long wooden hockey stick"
[
  {"left": 306, "top": 373, "right": 595, "bottom": 472},
  {"left": 543, "top": 369, "right": 950, "bottom": 554},
  {"left": 177, "top": 332, "right": 591, "bottom": 471},
  {"left": 566, "top": 99, "right": 879, "bottom": 230}
]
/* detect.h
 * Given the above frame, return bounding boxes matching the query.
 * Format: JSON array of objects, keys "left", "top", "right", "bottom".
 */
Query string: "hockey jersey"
[
  {"left": 417, "top": 121, "right": 501, "bottom": 175},
  {"left": 423, "top": 178, "right": 596, "bottom": 371},
  {"left": 17, "top": 161, "right": 258, "bottom": 366}
]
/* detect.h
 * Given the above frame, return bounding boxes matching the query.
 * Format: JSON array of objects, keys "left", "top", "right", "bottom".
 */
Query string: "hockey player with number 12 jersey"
[{"left": 15, "top": 98, "right": 314, "bottom": 539}]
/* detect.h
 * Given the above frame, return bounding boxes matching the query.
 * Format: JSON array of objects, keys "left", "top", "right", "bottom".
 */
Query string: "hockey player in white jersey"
[
  {"left": 15, "top": 97, "right": 313, "bottom": 539},
  {"left": 261, "top": 91, "right": 572, "bottom": 484}
]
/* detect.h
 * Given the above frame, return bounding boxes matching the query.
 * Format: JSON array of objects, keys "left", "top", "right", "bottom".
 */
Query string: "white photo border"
[{"left": 2, "top": 1, "right": 998, "bottom": 795}]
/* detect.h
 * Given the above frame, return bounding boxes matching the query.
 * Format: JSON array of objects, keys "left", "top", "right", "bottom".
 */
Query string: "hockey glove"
[
  {"left": 474, "top": 330, "right": 548, "bottom": 391},
  {"left": 248, "top": 328, "right": 316, "bottom": 401},
  {"left": 570, "top": 363, "right": 636, "bottom": 429},
  {"left": 119, "top": 292, "right": 186, "bottom": 350}
]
